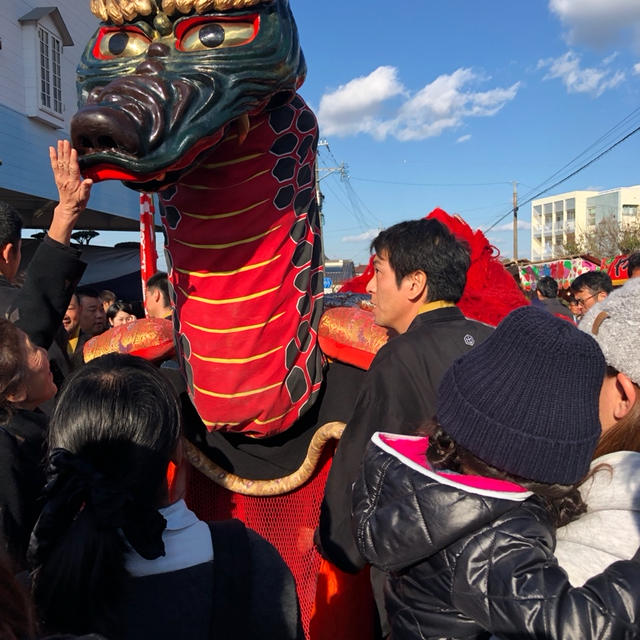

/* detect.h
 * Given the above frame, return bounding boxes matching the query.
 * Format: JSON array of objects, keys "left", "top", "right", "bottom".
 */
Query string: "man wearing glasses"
[{"left": 570, "top": 271, "right": 613, "bottom": 317}]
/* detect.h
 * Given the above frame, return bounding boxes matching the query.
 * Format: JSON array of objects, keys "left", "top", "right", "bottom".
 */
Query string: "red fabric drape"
[{"left": 139, "top": 193, "right": 158, "bottom": 306}]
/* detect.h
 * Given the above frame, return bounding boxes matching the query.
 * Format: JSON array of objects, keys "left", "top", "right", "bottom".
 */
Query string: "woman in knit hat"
[
  {"left": 555, "top": 276, "right": 640, "bottom": 585},
  {"left": 352, "top": 305, "right": 640, "bottom": 640}
]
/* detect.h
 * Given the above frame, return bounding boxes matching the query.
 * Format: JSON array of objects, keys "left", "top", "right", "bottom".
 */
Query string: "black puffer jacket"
[{"left": 352, "top": 432, "right": 640, "bottom": 640}]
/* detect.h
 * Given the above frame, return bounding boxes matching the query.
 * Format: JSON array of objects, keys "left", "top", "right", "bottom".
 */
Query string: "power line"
[
  {"left": 517, "top": 106, "right": 640, "bottom": 205},
  {"left": 484, "top": 122, "right": 640, "bottom": 233},
  {"left": 351, "top": 177, "right": 512, "bottom": 188},
  {"left": 317, "top": 146, "right": 384, "bottom": 230}
]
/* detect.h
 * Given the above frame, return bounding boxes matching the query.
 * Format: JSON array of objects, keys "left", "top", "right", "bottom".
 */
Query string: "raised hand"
[{"left": 48, "top": 140, "right": 93, "bottom": 245}]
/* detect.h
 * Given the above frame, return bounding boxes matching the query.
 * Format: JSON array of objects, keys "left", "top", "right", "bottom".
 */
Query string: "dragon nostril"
[
  {"left": 71, "top": 106, "right": 143, "bottom": 156},
  {"left": 97, "top": 135, "right": 117, "bottom": 149}
]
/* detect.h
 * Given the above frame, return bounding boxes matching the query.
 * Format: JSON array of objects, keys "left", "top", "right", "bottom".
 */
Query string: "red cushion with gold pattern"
[
  {"left": 83, "top": 318, "right": 175, "bottom": 363},
  {"left": 318, "top": 307, "right": 392, "bottom": 370}
]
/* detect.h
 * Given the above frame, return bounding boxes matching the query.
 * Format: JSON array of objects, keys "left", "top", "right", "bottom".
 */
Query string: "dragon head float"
[
  {"left": 73, "top": 0, "right": 324, "bottom": 437},
  {"left": 73, "top": 0, "right": 306, "bottom": 189}
]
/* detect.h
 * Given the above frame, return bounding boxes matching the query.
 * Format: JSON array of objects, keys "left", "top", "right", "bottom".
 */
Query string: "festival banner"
[{"left": 519, "top": 258, "right": 599, "bottom": 291}]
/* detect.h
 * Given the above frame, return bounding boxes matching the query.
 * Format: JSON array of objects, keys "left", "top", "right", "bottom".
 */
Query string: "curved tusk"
[{"left": 183, "top": 421, "right": 346, "bottom": 496}]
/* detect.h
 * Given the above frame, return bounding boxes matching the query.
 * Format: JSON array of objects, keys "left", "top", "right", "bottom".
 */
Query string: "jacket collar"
[
  {"left": 374, "top": 432, "right": 532, "bottom": 500},
  {"left": 408, "top": 304, "right": 465, "bottom": 332},
  {"left": 354, "top": 432, "right": 534, "bottom": 571}
]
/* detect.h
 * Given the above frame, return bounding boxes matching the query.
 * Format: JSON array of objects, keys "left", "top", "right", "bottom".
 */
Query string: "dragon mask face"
[{"left": 71, "top": 0, "right": 306, "bottom": 190}]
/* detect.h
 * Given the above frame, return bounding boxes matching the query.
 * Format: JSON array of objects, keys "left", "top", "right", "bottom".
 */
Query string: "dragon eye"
[
  {"left": 177, "top": 19, "right": 257, "bottom": 52},
  {"left": 93, "top": 27, "right": 151, "bottom": 60}
]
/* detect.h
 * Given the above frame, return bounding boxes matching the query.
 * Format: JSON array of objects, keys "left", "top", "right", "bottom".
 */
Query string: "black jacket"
[
  {"left": 2, "top": 236, "right": 85, "bottom": 349},
  {"left": 539, "top": 296, "right": 574, "bottom": 321},
  {"left": 353, "top": 433, "right": 640, "bottom": 640},
  {"left": 318, "top": 306, "right": 493, "bottom": 572},
  {"left": 2, "top": 236, "right": 86, "bottom": 388},
  {"left": 0, "top": 409, "right": 47, "bottom": 568}
]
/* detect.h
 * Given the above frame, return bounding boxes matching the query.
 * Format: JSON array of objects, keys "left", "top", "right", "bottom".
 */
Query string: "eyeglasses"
[{"left": 574, "top": 292, "right": 598, "bottom": 308}]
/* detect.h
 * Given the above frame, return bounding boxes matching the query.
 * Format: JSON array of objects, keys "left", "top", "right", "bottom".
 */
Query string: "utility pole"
[
  {"left": 315, "top": 139, "right": 348, "bottom": 225},
  {"left": 512, "top": 180, "right": 518, "bottom": 261},
  {"left": 315, "top": 138, "right": 348, "bottom": 269}
]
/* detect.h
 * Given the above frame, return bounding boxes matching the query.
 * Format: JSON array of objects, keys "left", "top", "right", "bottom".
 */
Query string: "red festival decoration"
[
  {"left": 602, "top": 254, "right": 630, "bottom": 286},
  {"left": 341, "top": 208, "right": 529, "bottom": 327},
  {"left": 139, "top": 193, "right": 158, "bottom": 305}
]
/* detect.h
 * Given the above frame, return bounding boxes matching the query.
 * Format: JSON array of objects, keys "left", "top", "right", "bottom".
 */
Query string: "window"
[
  {"left": 622, "top": 204, "right": 638, "bottom": 218},
  {"left": 19, "top": 7, "right": 73, "bottom": 128},
  {"left": 38, "top": 26, "right": 63, "bottom": 115}
]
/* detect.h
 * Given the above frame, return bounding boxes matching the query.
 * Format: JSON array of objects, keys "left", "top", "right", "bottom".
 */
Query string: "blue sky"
[
  {"left": 101, "top": 1, "right": 640, "bottom": 265},
  {"left": 289, "top": 0, "right": 640, "bottom": 264}
]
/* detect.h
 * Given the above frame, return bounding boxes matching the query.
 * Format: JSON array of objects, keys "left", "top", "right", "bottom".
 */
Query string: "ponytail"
[{"left": 29, "top": 354, "right": 181, "bottom": 636}]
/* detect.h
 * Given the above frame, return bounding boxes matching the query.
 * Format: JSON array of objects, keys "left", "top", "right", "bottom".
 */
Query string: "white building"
[
  {"left": 530, "top": 186, "right": 640, "bottom": 261},
  {"left": 0, "top": 1, "right": 139, "bottom": 231}
]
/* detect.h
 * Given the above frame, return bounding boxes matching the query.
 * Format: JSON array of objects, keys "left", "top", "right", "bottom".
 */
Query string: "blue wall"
[{"left": 0, "top": 103, "right": 139, "bottom": 222}]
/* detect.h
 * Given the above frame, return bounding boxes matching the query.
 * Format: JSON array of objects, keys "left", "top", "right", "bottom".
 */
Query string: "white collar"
[{"left": 125, "top": 499, "right": 213, "bottom": 577}]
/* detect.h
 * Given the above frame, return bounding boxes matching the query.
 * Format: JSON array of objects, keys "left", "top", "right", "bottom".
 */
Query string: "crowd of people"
[{"left": 1, "top": 141, "right": 640, "bottom": 639}]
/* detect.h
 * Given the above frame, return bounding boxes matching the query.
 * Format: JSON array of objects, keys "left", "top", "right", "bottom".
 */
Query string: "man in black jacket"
[
  {"left": 317, "top": 219, "right": 493, "bottom": 624},
  {"left": 1, "top": 140, "right": 92, "bottom": 380}
]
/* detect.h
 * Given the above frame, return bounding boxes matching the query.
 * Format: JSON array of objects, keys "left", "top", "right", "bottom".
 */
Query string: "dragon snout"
[
  {"left": 71, "top": 105, "right": 143, "bottom": 158},
  {"left": 71, "top": 73, "right": 173, "bottom": 160}
]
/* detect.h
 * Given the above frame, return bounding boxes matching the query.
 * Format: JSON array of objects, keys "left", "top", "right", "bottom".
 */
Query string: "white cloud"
[
  {"left": 318, "top": 66, "right": 520, "bottom": 141},
  {"left": 317, "top": 66, "right": 405, "bottom": 138},
  {"left": 634, "top": 62, "right": 640, "bottom": 74},
  {"left": 456, "top": 134, "right": 472, "bottom": 143},
  {"left": 537, "top": 51, "right": 625, "bottom": 96},
  {"left": 549, "top": 0, "right": 640, "bottom": 49},
  {"left": 341, "top": 228, "right": 381, "bottom": 243},
  {"left": 492, "top": 220, "right": 532, "bottom": 233}
]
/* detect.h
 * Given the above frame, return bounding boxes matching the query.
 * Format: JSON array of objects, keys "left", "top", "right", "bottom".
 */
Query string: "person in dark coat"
[
  {"left": 353, "top": 306, "right": 640, "bottom": 640},
  {"left": 29, "top": 354, "right": 302, "bottom": 640},
  {"left": 0, "top": 320, "right": 59, "bottom": 568},
  {"left": 317, "top": 219, "right": 493, "bottom": 575},
  {"left": 534, "top": 275, "right": 573, "bottom": 321},
  {"left": 0, "top": 140, "right": 91, "bottom": 387},
  {"left": 0, "top": 141, "right": 91, "bottom": 568}
]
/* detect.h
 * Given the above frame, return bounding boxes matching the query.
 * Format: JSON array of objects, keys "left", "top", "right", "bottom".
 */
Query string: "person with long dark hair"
[
  {"left": 555, "top": 276, "right": 640, "bottom": 584},
  {"left": 352, "top": 306, "right": 640, "bottom": 639},
  {"left": 28, "top": 354, "right": 302, "bottom": 640}
]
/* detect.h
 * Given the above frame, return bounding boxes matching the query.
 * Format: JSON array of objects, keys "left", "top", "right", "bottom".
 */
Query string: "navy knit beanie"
[{"left": 437, "top": 305, "right": 605, "bottom": 485}]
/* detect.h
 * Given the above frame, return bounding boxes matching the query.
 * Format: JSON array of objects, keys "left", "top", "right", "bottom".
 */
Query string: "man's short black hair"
[
  {"left": 627, "top": 251, "right": 640, "bottom": 276},
  {"left": 0, "top": 201, "right": 23, "bottom": 248},
  {"left": 570, "top": 271, "right": 613, "bottom": 295},
  {"left": 146, "top": 271, "right": 170, "bottom": 307},
  {"left": 76, "top": 286, "right": 100, "bottom": 304},
  {"left": 371, "top": 219, "right": 470, "bottom": 303},
  {"left": 536, "top": 276, "right": 558, "bottom": 299}
]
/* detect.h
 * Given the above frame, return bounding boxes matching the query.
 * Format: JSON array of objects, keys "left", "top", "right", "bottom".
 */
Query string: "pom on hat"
[
  {"left": 437, "top": 306, "right": 605, "bottom": 485},
  {"left": 578, "top": 277, "right": 640, "bottom": 386}
]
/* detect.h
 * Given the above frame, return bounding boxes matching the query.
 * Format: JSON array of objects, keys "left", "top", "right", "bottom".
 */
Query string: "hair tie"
[{"left": 29, "top": 449, "right": 166, "bottom": 567}]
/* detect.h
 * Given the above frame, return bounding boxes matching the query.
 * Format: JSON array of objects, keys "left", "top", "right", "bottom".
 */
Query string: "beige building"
[{"left": 530, "top": 186, "right": 640, "bottom": 261}]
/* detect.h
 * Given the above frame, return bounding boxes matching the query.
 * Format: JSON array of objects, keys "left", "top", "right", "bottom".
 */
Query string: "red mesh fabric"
[{"left": 185, "top": 446, "right": 372, "bottom": 639}]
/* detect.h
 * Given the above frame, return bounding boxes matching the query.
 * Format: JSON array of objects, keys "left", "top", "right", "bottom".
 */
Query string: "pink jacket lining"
[{"left": 378, "top": 432, "right": 530, "bottom": 495}]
